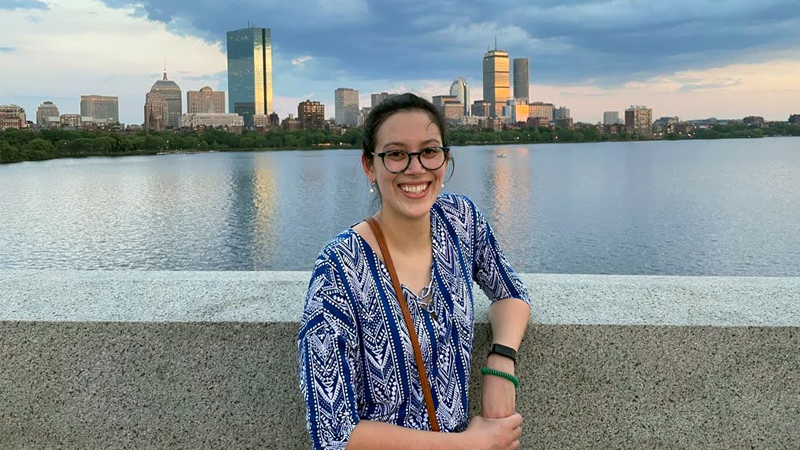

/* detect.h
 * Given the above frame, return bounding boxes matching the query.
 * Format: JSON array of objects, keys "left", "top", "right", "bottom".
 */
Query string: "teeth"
[{"left": 400, "top": 183, "right": 429, "bottom": 194}]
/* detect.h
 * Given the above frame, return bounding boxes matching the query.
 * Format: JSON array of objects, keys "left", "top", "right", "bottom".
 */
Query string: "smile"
[{"left": 399, "top": 182, "right": 430, "bottom": 194}]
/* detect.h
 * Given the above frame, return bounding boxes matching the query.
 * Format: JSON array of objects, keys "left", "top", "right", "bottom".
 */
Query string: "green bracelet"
[{"left": 480, "top": 367, "right": 520, "bottom": 389}]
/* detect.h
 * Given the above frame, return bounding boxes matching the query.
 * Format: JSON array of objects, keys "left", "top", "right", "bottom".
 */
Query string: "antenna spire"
[{"left": 162, "top": 57, "right": 167, "bottom": 80}]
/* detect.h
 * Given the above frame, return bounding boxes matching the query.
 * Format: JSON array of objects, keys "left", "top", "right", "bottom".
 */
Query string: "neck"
[{"left": 375, "top": 208, "right": 431, "bottom": 253}]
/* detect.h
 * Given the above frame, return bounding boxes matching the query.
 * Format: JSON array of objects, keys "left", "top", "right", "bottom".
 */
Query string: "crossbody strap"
[{"left": 366, "top": 216, "right": 440, "bottom": 432}]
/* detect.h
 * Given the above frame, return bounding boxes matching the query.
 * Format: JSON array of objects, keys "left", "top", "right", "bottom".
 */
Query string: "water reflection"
[{"left": 1, "top": 139, "right": 799, "bottom": 275}]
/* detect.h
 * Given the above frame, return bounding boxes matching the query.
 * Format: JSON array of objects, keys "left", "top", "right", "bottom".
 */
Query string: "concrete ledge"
[{"left": 1, "top": 271, "right": 799, "bottom": 449}]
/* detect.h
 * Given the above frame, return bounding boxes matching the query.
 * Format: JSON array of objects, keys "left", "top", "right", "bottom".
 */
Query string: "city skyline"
[{"left": 1, "top": 0, "right": 799, "bottom": 125}]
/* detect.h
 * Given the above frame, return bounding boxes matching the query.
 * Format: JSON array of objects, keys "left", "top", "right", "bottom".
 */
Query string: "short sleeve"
[
  {"left": 470, "top": 199, "right": 532, "bottom": 306},
  {"left": 298, "top": 253, "right": 361, "bottom": 450}
]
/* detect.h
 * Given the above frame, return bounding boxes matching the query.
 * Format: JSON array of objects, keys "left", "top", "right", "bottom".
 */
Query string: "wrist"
[{"left": 486, "top": 352, "right": 515, "bottom": 374}]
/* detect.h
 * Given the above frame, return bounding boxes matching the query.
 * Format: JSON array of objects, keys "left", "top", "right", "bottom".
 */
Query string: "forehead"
[{"left": 376, "top": 110, "right": 442, "bottom": 147}]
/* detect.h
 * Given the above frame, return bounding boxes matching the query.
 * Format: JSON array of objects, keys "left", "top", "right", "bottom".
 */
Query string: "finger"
[
  {"left": 510, "top": 439, "right": 520, "bottom": 450},
  {"left": 506, "top": 412, "right": 523, "bottom": 428}
]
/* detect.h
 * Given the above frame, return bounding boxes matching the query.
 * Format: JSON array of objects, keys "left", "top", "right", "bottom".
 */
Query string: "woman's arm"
[
  {"left": 482, "top": 297, "right": 530, "bottom": 418},
  {"left": 346, "top": 414, "right": 524, "bottom": 450}
]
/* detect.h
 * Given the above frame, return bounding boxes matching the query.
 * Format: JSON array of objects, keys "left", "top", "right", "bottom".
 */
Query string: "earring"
[
  {"left": 369, "top": 182, "right": 375, "bottom": 194},
  {"left": 441, "top": 183, "right": 445, "bottom": 188}
]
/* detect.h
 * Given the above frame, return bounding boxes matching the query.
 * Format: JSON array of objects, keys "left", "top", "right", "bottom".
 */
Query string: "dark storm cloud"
[
  {"left": 0, "top": 0, "right": 48, "bottom": 10},
  {"left": 98, "top": 0, "right": 800, "bottom": 86}
]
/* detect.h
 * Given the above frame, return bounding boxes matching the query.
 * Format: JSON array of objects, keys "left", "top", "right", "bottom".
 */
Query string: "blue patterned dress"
[{"left": 298, "top": 193, "right": 531, "bottom": 450}]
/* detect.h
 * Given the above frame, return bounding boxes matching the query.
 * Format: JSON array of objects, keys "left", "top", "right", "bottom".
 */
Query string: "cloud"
[
  {"left": 0, "top": 46, "right": 16, "bottom": 53},
  {"left": 291, "top": 56, "right": 312, "bottom": 66},
  {"left": 0, "top": 0, "right": 48, "bottom": 10}
]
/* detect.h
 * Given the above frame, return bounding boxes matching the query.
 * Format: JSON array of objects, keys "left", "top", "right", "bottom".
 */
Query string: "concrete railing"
[{"left": 1, "top": 270, "right": 798, "bottom": 449}]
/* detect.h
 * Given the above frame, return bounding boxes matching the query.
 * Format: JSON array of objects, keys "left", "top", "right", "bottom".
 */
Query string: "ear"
[{"left": 361, "top": 152, "right": 375, "bottom": 183}]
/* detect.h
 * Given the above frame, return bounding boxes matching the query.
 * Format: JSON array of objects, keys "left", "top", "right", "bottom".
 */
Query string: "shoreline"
[{"left": 1, "top": 134, "right": 798, "bottom": 165}]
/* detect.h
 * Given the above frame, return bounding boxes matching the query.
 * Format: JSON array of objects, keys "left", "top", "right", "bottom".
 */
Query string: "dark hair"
[
  {"left": 362, "top": 93, "right": 454, "bottom": 210},
  {"left": 362, "top": 93, "right": 448, "bottom": 161}
]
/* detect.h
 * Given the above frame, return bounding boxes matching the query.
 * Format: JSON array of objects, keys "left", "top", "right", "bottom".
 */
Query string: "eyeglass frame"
[{"left": 370, "top": 146, "right": 451, "bottom": 174}]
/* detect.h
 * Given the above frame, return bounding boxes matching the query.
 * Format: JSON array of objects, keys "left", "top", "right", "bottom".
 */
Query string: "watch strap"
[{"left": 489, "top": 343, "right": 517, "bottom": 363}]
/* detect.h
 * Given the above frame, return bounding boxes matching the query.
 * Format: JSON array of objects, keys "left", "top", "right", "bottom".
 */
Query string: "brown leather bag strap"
[{"left": 366, "top": 216, "right": 440, "bottom": 432}]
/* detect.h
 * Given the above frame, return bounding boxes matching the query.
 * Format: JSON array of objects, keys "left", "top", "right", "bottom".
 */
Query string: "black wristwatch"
[{"left": 489, "top": 343, "right": 517, "bottom": 364}]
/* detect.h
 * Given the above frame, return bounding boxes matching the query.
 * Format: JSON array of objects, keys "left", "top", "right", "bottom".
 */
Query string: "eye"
[
  {"left": 384, "top": 150, "right": 407, "bottom": 161},
  {"left": 421, "top": 147, "right": 442, "bottom": 157}
]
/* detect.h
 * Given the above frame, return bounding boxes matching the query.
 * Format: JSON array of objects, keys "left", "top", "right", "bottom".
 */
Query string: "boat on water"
[{"left": 496, "top": 153, "right": 507, "bottom": 158}]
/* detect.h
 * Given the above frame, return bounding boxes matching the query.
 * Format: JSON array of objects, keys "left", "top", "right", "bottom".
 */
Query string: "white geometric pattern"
[{"left": 298, "top": 194, "right": 532, "bottom": 450}]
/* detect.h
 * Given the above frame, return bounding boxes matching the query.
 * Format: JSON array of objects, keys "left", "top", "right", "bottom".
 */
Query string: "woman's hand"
[
  {"left": 460, "top": 413, "right": 523, "bottom": 450},
  {"left": 481, "top": 353, "right": 517, "bottom": 419}
]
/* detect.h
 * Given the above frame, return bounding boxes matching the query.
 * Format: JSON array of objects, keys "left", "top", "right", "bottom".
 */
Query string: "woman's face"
[{"left": 363, "top": 110, "right": 447, "bottom": 222}]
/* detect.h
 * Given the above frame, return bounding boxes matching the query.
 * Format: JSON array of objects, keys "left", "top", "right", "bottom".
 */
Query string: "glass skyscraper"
[
  {"left": 227, "top": 27, "right": 273, "bottom": 127},
  {"left": 482, "top": 49, "right": 510, "bottom": 118},
  {"left": 513, "top": 58, "right": 529, "bottom": 101}
]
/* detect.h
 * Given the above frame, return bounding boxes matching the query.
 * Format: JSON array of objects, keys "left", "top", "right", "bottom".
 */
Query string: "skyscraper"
[
  {"left": 227, "top": 26, "right": 273, "bottom": 127},
  {"left": 512, "top": 58, "right": 530, "bottom": 101},
  {"left": 482, "top": 48, "right": 510, "bottom": 118},
  {"left": 371, "top": 92, "right": 396, "bottom": 108},
  {"left": 80, "top": 95, "right": 119, "bottom": 123},
  {"left": 449, "top": 77, "right": 470, "bottom": 117},
  {"left": 335, "top": 88, "right": 359, "bottom": 127},
  {"left": 187, "top": 87, "right": 226, "bottom": 114},
  {"left": 144, "top": 92, "right": 168, "bottom": 131},
  {"left": 148, "top": 71, "right": 182, "bottom": 128},
  {"left": 36, "top": 101, "right": 59, "bottom": 126}
]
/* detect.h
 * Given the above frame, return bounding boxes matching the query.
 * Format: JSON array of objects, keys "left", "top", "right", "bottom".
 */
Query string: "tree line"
[{"left": 1, "top": 122, "right": 798, "bottom": 164}]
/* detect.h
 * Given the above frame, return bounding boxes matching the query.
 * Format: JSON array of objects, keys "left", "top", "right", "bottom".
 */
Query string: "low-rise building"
[
  {"left": 180, "top": 113, "right": 244, "bottom": 131},
  {"left": 743, "top": 116, "right": 766, "bottom": 127},
  {"left": 528, "top": 102, "right": 554, "bottom": 122},
  {"left": 60, "top": 114, "right": 82, "bottom": 128},
  {"left": 789, "top": 114, "right": 800, "bottom": 125},
  {"left": 282, "top": 115, "right": 302, "bottom": 132},
  {"left": 0, "top": 105, "right": 27, "bottom": 130},
  {"left": 470, "top": 100, "right": 491, "bottom": 118},
  {"left": 527, "top": 117, "right": 551, "bottom": 129},
  {"left": 554, "top": 117, "right": 574, "bottom": 130},
  {"left": 625, "top": 105, "right": 653, "bottom": 137}
]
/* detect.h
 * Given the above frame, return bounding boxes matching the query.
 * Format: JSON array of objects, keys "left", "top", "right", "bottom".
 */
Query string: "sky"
[{"left": 1, "top": 0, "right": 799, "bottom": 125}]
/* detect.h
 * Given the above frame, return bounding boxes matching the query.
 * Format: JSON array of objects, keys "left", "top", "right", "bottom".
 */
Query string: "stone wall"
[{"left": 1, "top": 271, "right": 798, "bottom": 449}]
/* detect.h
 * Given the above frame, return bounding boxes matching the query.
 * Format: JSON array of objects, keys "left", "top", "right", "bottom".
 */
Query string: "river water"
[{"left": 1, "top": 138, "right": 798, "bottom": 275}]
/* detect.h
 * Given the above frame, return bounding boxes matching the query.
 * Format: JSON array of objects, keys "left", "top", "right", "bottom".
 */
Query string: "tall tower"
[
  {"left": 148, "top": 70, "right": 182, "bottom": 128},
  {"left": 513, "top": 58, "right": 529, "bottom": 101},
  {"left": 227, "top": 26, "right": 273, "bottom": 127},
  {"left": 449, "top": 77, "right": 470, "bottom": 116},
  {"left": 335, "top": 88, "right": 359, "bottom": 127},
  {"left": 482, "top": 47, "right": 510, "bottom": 118}
]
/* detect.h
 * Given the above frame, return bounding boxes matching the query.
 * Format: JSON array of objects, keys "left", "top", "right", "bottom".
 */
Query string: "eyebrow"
[{"left": 382, "top": 139, "right": 441, "bottom": 150}]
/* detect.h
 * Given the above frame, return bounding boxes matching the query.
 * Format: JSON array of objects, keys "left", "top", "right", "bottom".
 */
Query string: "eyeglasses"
[{"left": 372, "top": 146, "right": 450, "bottom": 174}]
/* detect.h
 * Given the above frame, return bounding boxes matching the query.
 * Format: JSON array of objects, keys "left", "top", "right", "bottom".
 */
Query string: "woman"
[{"left": 298, "top": 93, "right": 531, "bottom": 450}]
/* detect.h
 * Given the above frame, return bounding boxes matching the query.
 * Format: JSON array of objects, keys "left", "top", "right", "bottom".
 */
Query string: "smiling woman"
[{"left": 298, "top": 93, "right": 532, "bottom": 450}]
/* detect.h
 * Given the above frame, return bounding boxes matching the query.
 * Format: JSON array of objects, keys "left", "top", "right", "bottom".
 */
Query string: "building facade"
[
  {"left": 144, "top": 92, "right": 169, "bottom": 131},
  {"left": 554, "top": 107, "right": 570, "bottom": 119},
  {"left": 80, "top": 95, "right": 119, "bottom": 123},
  {"left": 625, "top": 105, "right": 653, "bottom": 136},
  {"left": 370, "top": 92, "right": 397, "bottom": 108},
  {"left": 449, "top": 77, "right": 470, "bottom": 117},
  {"left": 36, "top": 101, "right": 60, "bottom": 127},
  {"left": 512, "top": 58, "right": 530, "bottom": 101},
  {"left": 0, "top": 105, "right": 27, "bottom": 130},
  {"left": 603, "top": 111, "right": 621, "bottom": 125},
  {"left": 483, "top": 49, "right": 510, "bottom": 118},
  {"left": 147, "top": 71, "right": 182, "bottom": 128},
  {"left": 471, "top": 100, "right": 491, "bottom": 118},
  {"left": 59, "top": 114, "right": 82, "bottom": 128},
  {"left": 298, "top": 100, "right": 325, "bottom": 130},
  {"left": 528, "top": 102, "right": 554, "bottom": 121},
  {"left": 227, "top": 26, "right": 273, "bottom": 127},
  {"left": 334, "top": 88, "right": 359, "bottom": 127},
  {"left": 187, "top": 87, "right": 225, "bottom": 114},
  {"left": 180, "top": 113, "right": 244, "bottom": 129},
  {"left": 507, "top": 99, "right": 530, "bottom": 124}
]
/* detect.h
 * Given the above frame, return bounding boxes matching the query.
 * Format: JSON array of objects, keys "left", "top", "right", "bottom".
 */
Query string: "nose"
[{"left": 405, "top": 153, "right": 426, "bottom": 174}]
